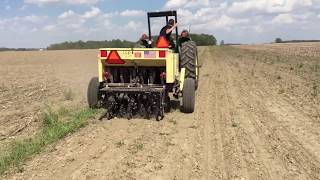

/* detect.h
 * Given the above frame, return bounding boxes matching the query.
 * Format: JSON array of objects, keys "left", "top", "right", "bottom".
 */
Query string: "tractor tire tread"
[
  {"left": 180, "top": 41, "right": 197, "bottom": 79},
  {"left": 182, "top": 78, "right": 195, "bottom": 113},
  {"left": 87, "top": 77, "right": 100, "bottom": 108}
]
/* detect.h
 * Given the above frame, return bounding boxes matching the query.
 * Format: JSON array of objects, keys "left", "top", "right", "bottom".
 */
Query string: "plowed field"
[{"left": 1, "top": 44, "right": 320, "bottom": 179}]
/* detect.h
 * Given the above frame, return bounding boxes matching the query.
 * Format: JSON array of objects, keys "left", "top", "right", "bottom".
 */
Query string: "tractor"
[{"left": 87, "top": 10, "right": 199, "bottom": 120}]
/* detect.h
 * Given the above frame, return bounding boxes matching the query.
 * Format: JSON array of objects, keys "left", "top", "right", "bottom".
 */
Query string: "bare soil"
[
  {"left": 1, "top": 45, "right": 320, "bottom": 179},
  {"left": 235, "top": 42, "right": 320, "bottom": 58},
  {"left": 0, "top": 50, "right": 97, "bottom": 148}
]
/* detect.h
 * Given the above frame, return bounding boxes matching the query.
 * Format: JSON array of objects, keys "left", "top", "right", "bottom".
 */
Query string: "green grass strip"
[{"left": 0, "top": 107, "right": 98, "bottom": 175}]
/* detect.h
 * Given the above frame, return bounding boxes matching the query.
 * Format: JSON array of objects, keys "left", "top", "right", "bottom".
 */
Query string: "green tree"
[
  {"left": 275, "top": 38, "right": 283, "bottom": 43},
  {"left": 47, "top": 33, "right": 217, "bottom": 50},
  {"left": 190, "top": 34, "right": 217, "bottom": 46}
]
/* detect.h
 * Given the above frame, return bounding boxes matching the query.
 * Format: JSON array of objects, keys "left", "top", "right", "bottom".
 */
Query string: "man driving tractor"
[{"left": 159, "top": 19, "right": 178, "bottom": 49}]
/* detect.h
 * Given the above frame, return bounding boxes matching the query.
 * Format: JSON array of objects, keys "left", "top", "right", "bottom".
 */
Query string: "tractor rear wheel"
[
  {"left": 182, "top": 78, "right": 195, "bottom": 113},
  {"left": 180, "top": 41, "right": 197, "bottom": 79},
  {"left": 87, "top": 77, "right": 100, "bottom": 108}
]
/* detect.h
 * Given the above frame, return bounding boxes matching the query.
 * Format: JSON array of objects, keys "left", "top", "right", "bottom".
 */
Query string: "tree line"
[
  {"left": 46, "top": 33, "right": 217, "bottom": 50},
  {"left": 189, "top": 34, "right": 217, "bottom": 46},
  {"left": 47, "top": 39, "right": 135, "bottom": 50},
  {"left": 0, "top": 48, "right": 39, "bottom": 52},
  {"left": 275, "top": 38, "right": 320, "bottom": 43}
]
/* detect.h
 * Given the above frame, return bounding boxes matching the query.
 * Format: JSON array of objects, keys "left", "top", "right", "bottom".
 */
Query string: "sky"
[{"left": 0, "top": 0, "right": 320, "bottom": 48}]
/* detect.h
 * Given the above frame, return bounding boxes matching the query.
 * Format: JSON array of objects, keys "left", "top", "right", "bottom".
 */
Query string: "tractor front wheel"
[
  {"left": 87, "top": 77, "right": 100, "bottom": 108},
  {"left": 182, "top": 78, "right": 195, "bottom": 113}
]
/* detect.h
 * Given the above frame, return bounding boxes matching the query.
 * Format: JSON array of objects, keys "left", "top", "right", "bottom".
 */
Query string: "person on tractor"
[
  {"left": 159, "top": 19, "right": 177, "bottom": 49},
  {"left": 178, "top": 29, "right": 191, "bottom": 47},
  {"left": 135, "top": 33, "right": 152, "bottom": 48}
]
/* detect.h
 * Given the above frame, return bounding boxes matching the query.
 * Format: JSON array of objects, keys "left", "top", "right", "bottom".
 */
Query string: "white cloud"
[
  {"left": 209, "top": 15, "right": 248, "bottom": 29},
  {"left": 24, "top": 15, "right": 48, "bottom": 23},
  {"left": 0, "top": 19, "right": 8, "bottom": 30},
  {"left": 228, "top": 0, "right": 313, "bottom": 14},
  {"left": 184, "top": 0, "right": 209, "bottom": 8},
  {"left": 253, "top": 25, "right": 264, "bottom": 33},
  {"left": 42, "top": 7, "right": 103, "bottom": 35},
  {"left": 272, "top": 14, "right": 296, "bottom": 24},
  {"left": 43, "top": 24, "right": 56, "bottom": 31},
  {"left": 58, "top": 10, "right": 75, "bottom": 19},
  {"left": 120, "top": 10, "right": 144, "bottom": 17},
  {"left": 66, "top": 23, "right": 83, "bottom": 30},
  {"left": 59, "top": 7, "right": 100, "bottom": 20},
  {"left": 176, "top": 6, "right": 249, "bottom": 31},
  {"left": 3, "top": 15, "right": 48, "bottom": 24},
  {"left": 30, "top": 27, "right": 38, "bottom": 33},
  {"left": 5, "top": 5, "right": 11, "bottom": 10},
  {"left": 103, "top": 20, "right": 111, "bottom": 28},
  {"left": 24, "top": 0, "right": 98, "bottom": 5},
  {"left": 164, "top": 0, "right": 187, "bottom": 9},
  {"left": 0, "top": 15, "right": 48, "bottom": 40},
  {"left": 175, "top": 8, "right": 194, "bottom": 28},
  {"left": 0, "top": 19, "right": 5, "bottom": 25},
  {"left": 103, "top": 12, "right": 119, "bottom": 18},
  {"left": 293, "top": 12, "right": 314, "bottom": 20},
  {"left": 281, "top": 12, "right": 316, "bottom": 24},
  {"left": 125, "top": 21, "right": 143, "bottom": 31},
  {"left": 164, "top": 0, "right": 209, "bottom": 9},
  {"left": 19, "top": 5, "right": 28, "bottom": 10},
  {"left": 82, "top": 7, "right": 101, "bottom": 18},
  {"left": 164, "top": 0, "right": 320, "bottom": 41}
]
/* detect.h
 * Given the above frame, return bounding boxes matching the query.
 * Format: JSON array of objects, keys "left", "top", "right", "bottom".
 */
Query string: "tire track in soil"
[
  {"left": 223, "top": 71, "right": 274, "bottom": 179},
  {"left": 7, "top": 119, "right": 158, "bottom": 179},
  {"left": 66, "top": 120, "right": 159, "bottom": 179},
  {"left": 241, "top": 89, "right": 320, "bottom": 180},
  {"left": 223, "top": 50, "right": 320, "bottom": 180},
  {"left": 143, "top": 47, "right": 208, "bottom": 179},
  {"left": 102, "top": 116, "right": 188, "bottom": 179},
  {"left": 247, "top": 88, "right": 320, "bottom": 180},
  {"left": 213, "top": 50, "right": 251, "bottom": 180},
  {"left": 208, "top": 48, "right": 279, "bottom": 180},
  {"left": 220, "top": 51, "right": 290, "bottom": 180},
  {"left": 241, "top": 52, "right": 320, "bottom": 138},
  {"left": 235, "top": 46, "right": 320, "bottom": 129},
  {"left": 198, "top": 48, "right": 227, "bottom": 179}
]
